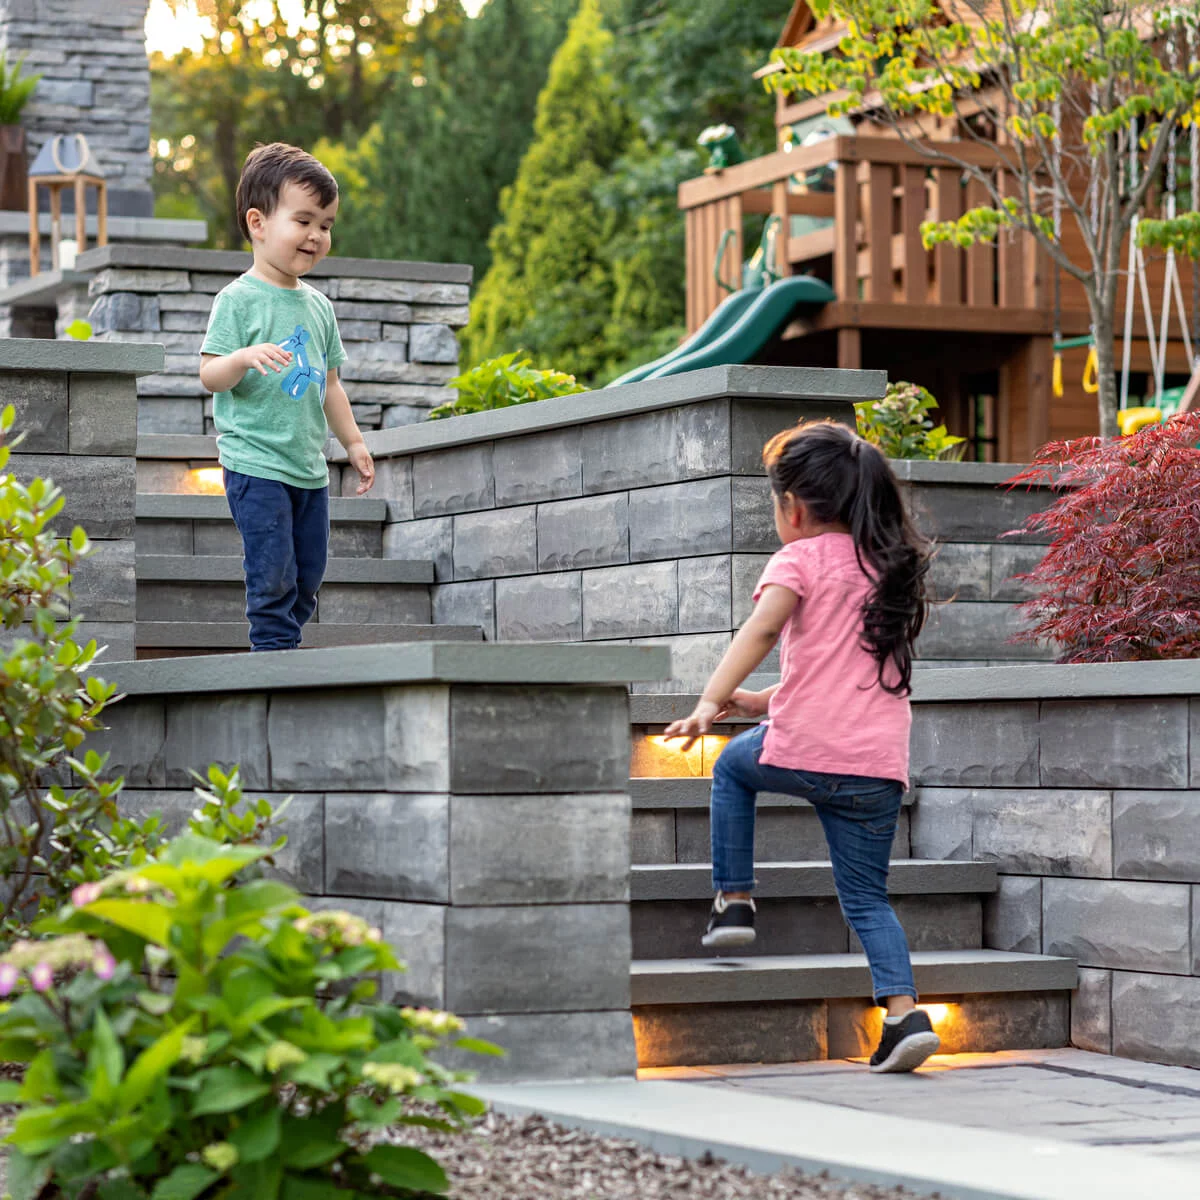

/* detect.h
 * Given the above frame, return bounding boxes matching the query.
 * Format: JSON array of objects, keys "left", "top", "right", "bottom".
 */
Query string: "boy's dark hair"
[
  {"left": 236, "top": 143, "right": 338, "bottom": 242},
  {"left": 763, "top": 420, "right": 930, "bottom": 697}
]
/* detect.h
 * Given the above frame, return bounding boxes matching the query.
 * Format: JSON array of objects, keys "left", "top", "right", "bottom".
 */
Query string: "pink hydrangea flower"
[
  {"left": 92, "top": 950, "right": 116, "bottom": 982},
  {"left": 0, "top": 963, "right": 18, "bottom": 996},
  {"left": 71, "top": 882, "right": 102, "bottom": 907},
  {"left": 30, "top": 962, "right": 53, "bottom": 993}
]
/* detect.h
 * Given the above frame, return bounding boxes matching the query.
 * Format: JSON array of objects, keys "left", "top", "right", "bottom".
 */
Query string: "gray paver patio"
[{"left": 645, "top": 1047, "right": 1200, "bottom": 1164}]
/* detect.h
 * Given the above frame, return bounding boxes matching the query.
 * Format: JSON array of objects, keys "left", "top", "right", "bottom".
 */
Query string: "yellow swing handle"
[
  {"left": 1082, "top": 345, "right": 1099, "bottom": 394},
  {"left": 1052, "top": 353, "right": 1064, "bottom": 399}
]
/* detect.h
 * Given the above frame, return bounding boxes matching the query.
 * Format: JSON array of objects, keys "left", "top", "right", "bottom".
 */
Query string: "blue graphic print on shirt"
[{"left": 278, "top": 325, "right": 327, "bottom": 401}]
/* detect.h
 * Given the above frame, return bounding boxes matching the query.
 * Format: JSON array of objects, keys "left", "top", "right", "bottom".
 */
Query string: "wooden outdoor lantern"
[{"left": 27, "top": 133, "right": 108, "bottom": 276}]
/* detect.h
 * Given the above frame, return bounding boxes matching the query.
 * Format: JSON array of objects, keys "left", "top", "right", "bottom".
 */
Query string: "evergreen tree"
[{"left": 462, "top": 0, "right": 632, "bottom": 378}]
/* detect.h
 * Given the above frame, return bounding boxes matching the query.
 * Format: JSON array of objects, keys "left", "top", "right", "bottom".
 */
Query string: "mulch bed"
[{"left": 396, "top": 1110, "right": 935, "bottom": 1199}]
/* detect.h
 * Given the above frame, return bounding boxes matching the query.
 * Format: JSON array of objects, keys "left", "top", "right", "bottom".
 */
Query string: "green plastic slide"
[{"left": 607, "top": 274, "right": 836, "bottom": 387}]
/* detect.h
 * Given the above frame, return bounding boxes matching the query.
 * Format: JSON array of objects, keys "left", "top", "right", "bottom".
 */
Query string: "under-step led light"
[{"left": 188, "top": 467, "right": 225, "bottom": 494}]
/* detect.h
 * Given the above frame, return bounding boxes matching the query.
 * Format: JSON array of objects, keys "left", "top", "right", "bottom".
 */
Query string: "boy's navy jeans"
[
  {"left": 223, "top": 468, "right": 329, "bottom": 651},
  {"left": 711, "top": 723, "right": 916, "bottom": 1003}
]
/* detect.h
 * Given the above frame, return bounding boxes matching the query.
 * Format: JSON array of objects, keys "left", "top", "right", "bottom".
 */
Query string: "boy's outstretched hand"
[{"left": 347, "top": 441, "right": 375, "bottom": 494}]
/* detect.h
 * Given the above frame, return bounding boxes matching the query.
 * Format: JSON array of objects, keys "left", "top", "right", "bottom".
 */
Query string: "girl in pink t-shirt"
[{"left": 664, "top": 419, "right": 938, "bottom": 1073}]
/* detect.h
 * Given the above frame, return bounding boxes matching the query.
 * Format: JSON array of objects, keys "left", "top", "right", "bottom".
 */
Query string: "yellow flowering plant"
[{"left": 0, "top": 833, "right": 496, "bottom": 1199}]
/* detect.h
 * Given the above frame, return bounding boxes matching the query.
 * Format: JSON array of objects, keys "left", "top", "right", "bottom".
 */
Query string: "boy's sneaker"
[
  {"left": 869, "top": 1009, "right": 941, "bottom": 1073},
  {"left": 701, "top": 892, "right": 756, "bottom": 949}
]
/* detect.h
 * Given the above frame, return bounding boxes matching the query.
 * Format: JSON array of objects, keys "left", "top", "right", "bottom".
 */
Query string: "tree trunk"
[{"left": 1091, "top": 304, "right": 1119, "bottom": 439}]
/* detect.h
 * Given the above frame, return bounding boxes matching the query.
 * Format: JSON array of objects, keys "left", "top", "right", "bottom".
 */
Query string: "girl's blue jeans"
[
  {"left": 711, "top": 723, "right": 917, "bottom": 1003},
  {"left": 223, "top": 469, "right": 329, "bottom": 651}
]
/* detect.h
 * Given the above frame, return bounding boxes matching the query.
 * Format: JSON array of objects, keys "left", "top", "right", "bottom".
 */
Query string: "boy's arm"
[
  {"left": 200, "top": 344, "right": 293, "bottom": 393},
  {"left": 324, "top": 369, "right": 375, "bottom": 494}
]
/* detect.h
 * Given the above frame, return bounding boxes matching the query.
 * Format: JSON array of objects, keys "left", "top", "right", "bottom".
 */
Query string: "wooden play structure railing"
[{"left": 678, "top": 134, "right": 1052, "bottom": 338}]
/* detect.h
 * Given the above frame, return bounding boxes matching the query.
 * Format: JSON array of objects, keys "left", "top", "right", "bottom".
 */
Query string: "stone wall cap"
[
  {"left": 344, "top": 365, "right": 886, "bottom": 460},
  {"left": 0, "top": 337, "right": 164, "bottom": 376},
  {"left": 74, "top": 244, "right": 473, "bottom": 285},
  {"left": 0, "top": 269, "right": 91, "bottom": 308},
  {"left": 911, "top": 660, "right": 1200, "bottom": 702},
  {"left": 889, "top": 460, "right": 1033, "bottom": 485},
  {"left": 95, "top": 641, "right": 672, "bottom": 695},
  {"left": 0, "top": 213, "right": 207, "bottom": 243}
]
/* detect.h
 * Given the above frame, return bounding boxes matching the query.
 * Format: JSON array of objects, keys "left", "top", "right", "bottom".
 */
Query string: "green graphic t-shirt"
[{"left": 201, "top": 273, "right": 347, "bottom": 488}]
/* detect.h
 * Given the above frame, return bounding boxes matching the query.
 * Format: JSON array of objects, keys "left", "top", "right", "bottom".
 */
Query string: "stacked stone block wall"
[
  {"left": 354, "top": 369, "right": 1057, "bottom": 685},
  {"left": 908, "top": 664, "right": 1200, "bottom": 1070},
  {"left": 73, "top": 246, "right": 469, "bottom": 435},
  {"left": 0, "top": 0, "right": 153, "bottom": 214},
  {"left": 356, "top": 367, "right": 874, "bottom": 693},
  {"left": 92, "top": 644, "right": 669, "bottom": 1080},
  {"left": 1, "top": 339, "right": 160, "bottom": 662}
]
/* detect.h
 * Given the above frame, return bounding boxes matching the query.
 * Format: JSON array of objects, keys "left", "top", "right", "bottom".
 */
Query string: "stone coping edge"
[
  {"left": 890, "top": 460, "right": 1037, "bottom": 486},
  {"left": 74, "top": 244, "right": 473, "bottom": 285},
  {"left": 0, "top": 213, "right": 207, "bottom": 241},
  {"left": 95, "top": 641, "right": 672, "bottom": 695},
  {"left": 630, "top": 661, "right": 1200, "bottom": 716},
  {"left": 0, "top": 337, "right": 165, "bottom": 376},
  {"left": 0, "top": 269, "right": 91, "bottom": 308},
  {"left": 335, "top": 365, "right": 887, "bottom": 461},
  {"left": 474, "top": 1079, "right": 1198, "bottom": 1200}
]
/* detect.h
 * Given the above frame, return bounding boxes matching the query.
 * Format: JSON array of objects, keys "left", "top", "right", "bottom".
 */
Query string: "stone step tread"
[
  {"left": 135, "top": 555, "right": 432, "bottom": 584},
  {"left": 137, "top": 434, "right": 219, "bottom": 460},
  {"left": 629, "top": 777, "right": 915, "bottom": 810},
  {"left": 630, "top": 950, "right": 1078, "bottom": 1007},
  {"left": 136, "top": 621, "right": 482, "bottom": 648},
  {"left": 631, "top": 860, "right": 996, "bottom": 901},
  {"left": 137, "top": 493, "right": 387, "bottom": 523}
]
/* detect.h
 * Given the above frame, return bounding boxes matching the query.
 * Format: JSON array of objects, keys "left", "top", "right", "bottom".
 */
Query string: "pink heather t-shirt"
[{"left": 752, "top": 532, "right": 911, "bottom": 787}]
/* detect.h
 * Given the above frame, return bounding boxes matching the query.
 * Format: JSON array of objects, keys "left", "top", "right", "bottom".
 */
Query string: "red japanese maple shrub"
[{"left": 1006, "top": 412, "right": 1200, "bottom": 662}]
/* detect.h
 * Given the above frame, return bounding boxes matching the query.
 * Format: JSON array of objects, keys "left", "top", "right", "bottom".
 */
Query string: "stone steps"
[
  {"left": 135, "top": 619, "right": 482, "bottom": 658},
  {"left": 135, "top": 554, "right": 434, "bottom": 625},
  {"left": 629, "top": 777, "right": 916, "bottom": 865},
  {"left": 630, "top": 949, "right": 1077, "bottom": 1068},
  {"left": 631, "top": 860, "right": 992, "bottom": 961}
]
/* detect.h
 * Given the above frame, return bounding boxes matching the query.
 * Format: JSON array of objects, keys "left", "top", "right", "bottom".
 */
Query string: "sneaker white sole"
[
  {"left": 701, "top": 927, "right": 756, "bottom": 949},
  {"left": 869, "top": 1030, "right": 941, "bottom": 1074}
]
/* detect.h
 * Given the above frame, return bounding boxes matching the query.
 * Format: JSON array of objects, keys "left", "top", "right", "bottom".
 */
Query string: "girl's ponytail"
[{"left": 763, "top": 420, "right": 930, "bottom": 696}]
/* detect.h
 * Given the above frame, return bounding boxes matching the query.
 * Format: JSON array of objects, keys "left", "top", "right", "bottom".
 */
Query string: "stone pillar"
[
  {"left": 3, "top": 337, "right": 164, "bottom": 661},
  {"left": 92, "top": 641, "right": 670, "bottom": 1081}
]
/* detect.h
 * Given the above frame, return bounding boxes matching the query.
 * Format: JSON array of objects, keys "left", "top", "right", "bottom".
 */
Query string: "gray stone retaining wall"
[
  {"left": 92, "top": 642, "right": 670, "bottom": 1081},
  {"left": 342, "top": 367, "right": 1057, "bottom": 684},
  {"left": 907, "top": 661, "right": 1200, "bottom": 1070},
  {"left": 2, "top": 337, "right": 162, "bottom": 662},
  {"left": 344, "top": 366, "right": 877, "bottom": 693},
  {"left": 0, "top": 0, "right": 153, "bottom": 215},
  {"left": 74, "top": 245, "right": 470, "bottom": 436}
]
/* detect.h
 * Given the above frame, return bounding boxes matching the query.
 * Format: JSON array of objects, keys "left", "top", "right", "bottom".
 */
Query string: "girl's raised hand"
[{"left": 663, "top": 699, "right": 722, "bottom": 750}]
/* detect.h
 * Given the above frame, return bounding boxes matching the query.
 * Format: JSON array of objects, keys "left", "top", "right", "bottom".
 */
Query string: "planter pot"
[{"left": 0, "top": 123, "right": 27, "bottom": 211}]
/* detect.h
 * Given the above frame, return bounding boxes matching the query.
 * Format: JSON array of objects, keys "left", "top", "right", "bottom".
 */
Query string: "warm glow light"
[
  {"left": 921, "top": 1003, "right": 951, "bottom": 1025},
  {"left": 189, "top": 467, "right": 226, "bottom": 495}
]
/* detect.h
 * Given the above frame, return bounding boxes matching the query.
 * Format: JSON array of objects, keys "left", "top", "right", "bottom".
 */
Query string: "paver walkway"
[{"left": 644, "top": 1048, "right": 1200, "bottom": 1165}]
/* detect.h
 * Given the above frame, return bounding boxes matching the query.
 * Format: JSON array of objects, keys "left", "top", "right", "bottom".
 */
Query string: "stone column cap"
[
  {"left": 910, "top": 659, "right": 1200, "bottom": 702},
  {"left": 96, "top": 641, "right": 672, "bottom": 696},
  {"left": 0, "top": 337, "right": 164, "bottom": 375}
]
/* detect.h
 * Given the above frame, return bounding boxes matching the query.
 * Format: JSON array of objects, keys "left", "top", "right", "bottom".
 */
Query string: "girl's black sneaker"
[
  {"left": 869, "top": 1009, "right": 941, "bottom": 1073},
  {"left": 701, "top": 892, "right": 756, "bottom": 949}
]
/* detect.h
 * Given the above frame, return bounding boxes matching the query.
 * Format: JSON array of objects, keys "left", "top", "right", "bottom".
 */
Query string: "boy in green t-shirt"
[{"left": 200, "top": 142, "right": 375, "bottom": 651}]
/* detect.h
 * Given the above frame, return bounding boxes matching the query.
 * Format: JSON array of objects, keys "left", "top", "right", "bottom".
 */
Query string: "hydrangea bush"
[{"left": 0, "top": 834, "right": 492, "bottom": 1199}]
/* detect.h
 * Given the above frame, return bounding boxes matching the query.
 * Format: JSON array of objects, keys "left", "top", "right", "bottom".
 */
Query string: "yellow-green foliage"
[{"left": 462, "top": 0, "right": 632, "bottom": 380}]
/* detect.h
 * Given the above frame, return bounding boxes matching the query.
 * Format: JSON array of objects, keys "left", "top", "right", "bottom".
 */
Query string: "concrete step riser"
[
  {"left": 136, "top": 518, "right": 384, "bottom": 559},
  {"left": 633, "top": 989, "right": 1071, "bottom": 1069},
  {"left": 633, "top": 807, "right": 913, "bottom": 865},
  {"left": 632, "top": 893, "right": 983, "bottom": 960},
  {"left": 136, "top": 581, "right": 432, "bottom": 625}
]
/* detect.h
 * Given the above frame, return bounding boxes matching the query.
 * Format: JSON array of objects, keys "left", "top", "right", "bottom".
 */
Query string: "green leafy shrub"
[
  {"left": 0, "top": 833, "right": 492, "bottom": 1198},
  {"left": 0, "top": 404, "right": 119, "bottom": 934},
  {"left": 0, "top": 53, "right": 41, "bottom": 124},
  {"left": 855, "top": 381, "right": 966, "bottom": 461},
  {"left": 429, "top": 351, "right": 585, "bottom": 420}
]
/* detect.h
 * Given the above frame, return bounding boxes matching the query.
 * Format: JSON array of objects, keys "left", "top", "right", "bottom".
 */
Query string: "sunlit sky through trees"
[{"left": 144, "top": 0, "right": 487, "bottom": 57}]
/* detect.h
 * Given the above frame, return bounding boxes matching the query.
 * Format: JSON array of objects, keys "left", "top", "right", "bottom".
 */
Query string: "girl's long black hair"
[{"left": 763, "top": 420, "right": 930, "bottom": 696}]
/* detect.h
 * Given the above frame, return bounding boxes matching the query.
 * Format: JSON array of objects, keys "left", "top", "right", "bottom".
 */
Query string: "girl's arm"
[{"left": 663, "top": 585, "right": 798, "bottom": 744}]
